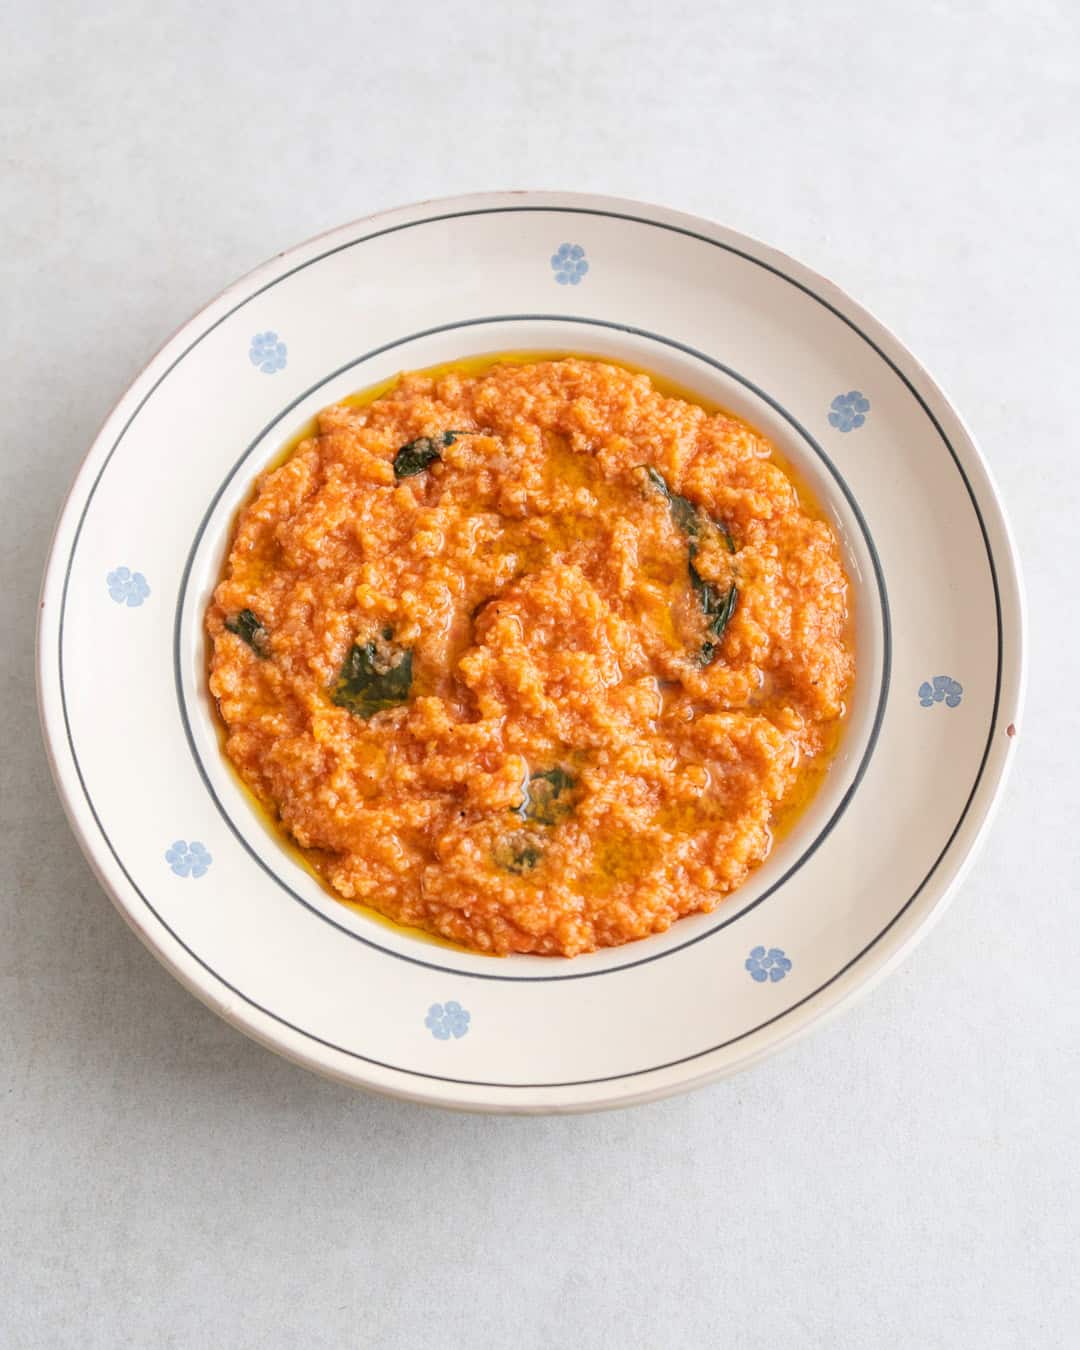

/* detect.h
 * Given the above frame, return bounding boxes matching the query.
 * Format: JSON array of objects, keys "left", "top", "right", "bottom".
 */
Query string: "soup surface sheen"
[{"left": 207, "top": 356, "right": 854, "bottom": 956}]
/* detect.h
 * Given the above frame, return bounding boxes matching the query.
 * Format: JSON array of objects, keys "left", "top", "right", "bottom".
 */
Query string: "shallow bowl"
[{"left": 37, "top": 191, "right": 1025, "bottom": 1111}]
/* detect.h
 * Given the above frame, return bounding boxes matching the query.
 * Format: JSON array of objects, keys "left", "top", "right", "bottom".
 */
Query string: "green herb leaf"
[
  {"left": 644, "top": 466, "right": 739, "bottom": 663},
  {"left": 644, "top": 465, "right": 699, "bottom": 535},
  {"left": 330, "top": 637, "right": 413, "bottom": 718},
  {"left": 512, "top": 766, "right": 575, "bottom": 825},
  {"left": 496, "top": 765, "right": 576, "bottom": 872},
  {"left": 224, "top": 608, "right": 271, "bottom": 658},
  {"left": 393, "top": 429, "right": 467, "bottom": 478},
  {"left": 643, "top": 465, "right": 735, "bottom": 551},
  {"left": 644, "top": 464, "right": 672, "bottom": 499},
  {"left": 691, "top": 554, "right": 738, "bottom": 665},
  {"left": 493, "top": 832, "right": 542, "bottom": 875}
]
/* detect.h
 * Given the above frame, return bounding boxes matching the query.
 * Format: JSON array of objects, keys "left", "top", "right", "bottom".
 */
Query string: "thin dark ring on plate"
[
  {"left": 173, "top": 313, "right": 892, "bottom": 981},
  {"left": 55, "top": 205, "right": 1003, "bottom": 1088}
]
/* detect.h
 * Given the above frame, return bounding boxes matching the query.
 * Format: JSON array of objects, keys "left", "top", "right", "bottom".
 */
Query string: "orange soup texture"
[{"left": 207, "top": 357, "right": 854, "bottom": 956}]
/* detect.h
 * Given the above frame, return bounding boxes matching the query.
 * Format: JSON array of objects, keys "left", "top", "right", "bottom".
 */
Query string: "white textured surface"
[{"left": 2, "top": 2, "right": 1075, "bottom": 1346}]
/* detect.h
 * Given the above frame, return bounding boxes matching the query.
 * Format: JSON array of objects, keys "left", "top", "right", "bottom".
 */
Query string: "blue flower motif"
[
  {"left": 550, "top": 242, "right": 589, "bottom": 286},
  {"left": 106, "top": 566, "right": 150, "bottom": 607},
  {"left": 918, "top": 675, "right": 963, "bottom": 709},
  {"left": 249, "top": 331, "right": 287, "bottom": 374},
  {"left": 165, "top": 840, "right": 213, "bottom": 878},
  {"left": 424, "top": 1000, "right": 471, "bottom": 1040},
  {"left": 828, "top": 390, "right": 870, "bottom": 432},
  {"left": 745, "top": 946, "right": 792, "bottom": 983}
]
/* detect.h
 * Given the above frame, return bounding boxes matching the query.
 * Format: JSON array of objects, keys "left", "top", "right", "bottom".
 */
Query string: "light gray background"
[{"left": 3, "top": 2, "right": 1076, "bottom": 1347}]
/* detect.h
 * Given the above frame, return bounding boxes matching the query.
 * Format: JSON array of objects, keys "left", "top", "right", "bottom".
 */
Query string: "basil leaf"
[
  {"left": 512, "top": 766, "right": 575, "bottom": 825},
  {"left": 644, "top": 464, "right": 673, "bottom": 500},
  {"left": 330, "top": 638, "right": 413, "bottom": 718},
  {"left": 496, "top": 766, "right": 576, "bottom": 872},
  {"left": 224, "top": 608, "right": 271, "bottom": 658},
  {"left": 694, "top": 572, "right": 739, "bottom": 666},
  {"left": 643, "top": 465, "right": 736, "bottom": 551},
  {"left": 393, "top": 429, "right": 467, "bottom": 478},
  {"left": 644, "top": 466, "right": 739, "bottom": 663},
  {"left": 493, "top": 832, "right": 542, "bottom": 875}
]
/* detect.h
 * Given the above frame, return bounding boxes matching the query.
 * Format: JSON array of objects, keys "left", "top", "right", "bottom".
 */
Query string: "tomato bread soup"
[{"left": 207, "top": 357, "right": 854, "bottom": 957}]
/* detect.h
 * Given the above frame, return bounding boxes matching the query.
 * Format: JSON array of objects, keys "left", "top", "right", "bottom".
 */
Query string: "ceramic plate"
[{"left": 37, "top": 192, "right": 1024, "bottom": 1112}]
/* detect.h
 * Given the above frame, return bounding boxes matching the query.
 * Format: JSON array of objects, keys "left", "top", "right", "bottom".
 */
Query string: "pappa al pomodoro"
[{"left": 207, "top": 356, "right": 854, "bottom": 956}]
